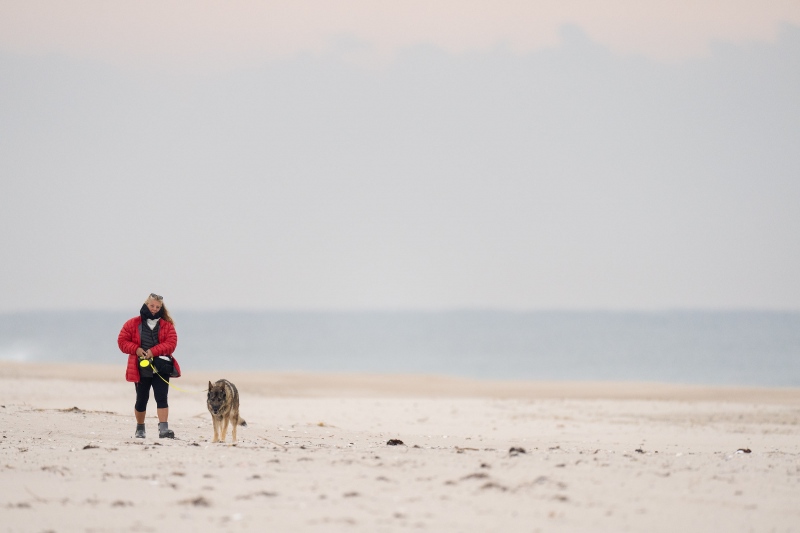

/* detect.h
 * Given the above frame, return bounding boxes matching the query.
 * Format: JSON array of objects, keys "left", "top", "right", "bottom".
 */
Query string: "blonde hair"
[{"left": 145, "top": 295, "right": 175, "bottom": 325}]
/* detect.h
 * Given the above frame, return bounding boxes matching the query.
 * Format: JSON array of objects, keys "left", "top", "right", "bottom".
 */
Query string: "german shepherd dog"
[{"left": 207, "top": 379, "right": 247, "bottom": 443}]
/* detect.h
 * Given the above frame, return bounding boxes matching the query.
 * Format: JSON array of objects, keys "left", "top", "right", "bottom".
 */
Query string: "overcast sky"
[{"left": 1, "top": 1, "right": 799, "bottom": 312}]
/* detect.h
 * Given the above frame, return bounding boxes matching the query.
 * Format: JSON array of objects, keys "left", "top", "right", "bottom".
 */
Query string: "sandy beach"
[{"left": 1, "top": 361, "right": 798, "bottom": 532}]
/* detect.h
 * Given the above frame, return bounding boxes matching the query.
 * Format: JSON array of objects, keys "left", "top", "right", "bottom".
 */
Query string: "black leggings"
[{"left": 134, "top": 375, "right": 169, "bottom": 412}]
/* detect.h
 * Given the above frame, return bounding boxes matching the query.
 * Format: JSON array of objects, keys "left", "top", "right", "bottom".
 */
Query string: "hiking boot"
[
  {"left": 158, "top": 422, "right": 174, "bottom": 439},
  {"left": 134, "top": 424, "right": 146, "bottom": 438}
]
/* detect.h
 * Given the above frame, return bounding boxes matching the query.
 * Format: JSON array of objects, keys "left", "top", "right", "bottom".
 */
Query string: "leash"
[{"left": 139, "top": 358, "right": 206, "bottom": 394}]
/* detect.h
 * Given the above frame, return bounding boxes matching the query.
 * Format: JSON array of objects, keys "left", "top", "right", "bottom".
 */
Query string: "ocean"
[{"left": 1, "top": 310, "right": 798, "bottom": 387}]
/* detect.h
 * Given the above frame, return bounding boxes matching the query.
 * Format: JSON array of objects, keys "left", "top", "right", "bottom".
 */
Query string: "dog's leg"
[
  {"left": 232, "top": 413, "right": 238, "bottom": 443},
  {"left": 212, "top": 416, "right": 220, "bottom": 443},
  {"left": 221, "top": 415, "right": 230, "bottom": 443}
]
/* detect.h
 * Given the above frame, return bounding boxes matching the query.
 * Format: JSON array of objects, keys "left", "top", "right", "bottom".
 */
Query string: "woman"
[{"left": 117, "top": 293, "right": 182, "bottom": 439}]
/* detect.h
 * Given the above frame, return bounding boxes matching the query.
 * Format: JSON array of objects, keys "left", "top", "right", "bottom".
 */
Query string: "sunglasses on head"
[{"left": 150, "top": 293, "right": 163, "bottom": 301}]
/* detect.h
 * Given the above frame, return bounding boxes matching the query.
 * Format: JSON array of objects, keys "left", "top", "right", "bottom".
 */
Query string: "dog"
[{"left": 207, "top": 379, "right": 247, "bottom": 443}]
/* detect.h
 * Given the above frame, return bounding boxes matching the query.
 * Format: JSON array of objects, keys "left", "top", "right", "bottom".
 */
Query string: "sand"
[{"left": 1, "top": 361, "right": 798, "bottom": 532}]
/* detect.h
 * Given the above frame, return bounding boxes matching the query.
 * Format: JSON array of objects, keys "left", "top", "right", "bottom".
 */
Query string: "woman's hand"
[
  {"left": 136, "top": 347, "right": 145, "bottom": 358},
  {"left": 143, "top": 349, "right": 154, "bottom": 359}
]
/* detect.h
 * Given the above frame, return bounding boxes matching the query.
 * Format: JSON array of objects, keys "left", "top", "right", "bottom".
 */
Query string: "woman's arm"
[{"left": 117, "top": 319, "right": 140, "bottom": 355}]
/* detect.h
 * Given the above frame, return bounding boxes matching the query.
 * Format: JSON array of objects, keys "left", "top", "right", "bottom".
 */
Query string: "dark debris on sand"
[{"left": 180, "top": 496, "right": 211, "bottom": 507}]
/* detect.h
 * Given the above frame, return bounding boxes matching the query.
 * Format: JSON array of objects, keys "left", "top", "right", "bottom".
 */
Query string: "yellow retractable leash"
[{"left": 139, "top": 358, "right": 206, "bottom": 394}]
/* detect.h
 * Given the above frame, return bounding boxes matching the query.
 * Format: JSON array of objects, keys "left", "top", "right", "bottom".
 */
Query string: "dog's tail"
[{"left": 239, "top": 418, "right": 247, "bottom": 427}]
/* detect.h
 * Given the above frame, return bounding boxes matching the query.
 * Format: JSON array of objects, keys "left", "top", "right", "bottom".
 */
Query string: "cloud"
[
  {"left": 1, "top": 0, "right": 799, "bottom": 72},
  {"left": 1, "top": 24, "right": 799, "bottom": 311}
]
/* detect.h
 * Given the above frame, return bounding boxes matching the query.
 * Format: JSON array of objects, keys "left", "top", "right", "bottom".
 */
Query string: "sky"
[{"left": 1, "top": 1, "right": 799, "bottom": 312}]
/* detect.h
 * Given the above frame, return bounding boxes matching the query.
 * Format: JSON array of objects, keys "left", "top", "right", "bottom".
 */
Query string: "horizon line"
[{"left": 2, "top": 307, "right": 799, "bottom": 315}]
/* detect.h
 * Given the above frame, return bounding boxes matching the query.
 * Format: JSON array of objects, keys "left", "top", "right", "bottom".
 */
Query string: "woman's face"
[{"left": 146, "top": 298, "right": 163, "bottom": 316}]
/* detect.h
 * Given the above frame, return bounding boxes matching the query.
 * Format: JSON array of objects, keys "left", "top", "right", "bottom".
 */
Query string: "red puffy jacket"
[{"left": 118, "top": 316, "right": 181, "bottom": 383}]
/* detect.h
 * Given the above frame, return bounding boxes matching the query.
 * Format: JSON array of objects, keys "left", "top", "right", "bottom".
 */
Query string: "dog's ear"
[{"left": 208, "top": 381, "right": 213, "bottom": 391}]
